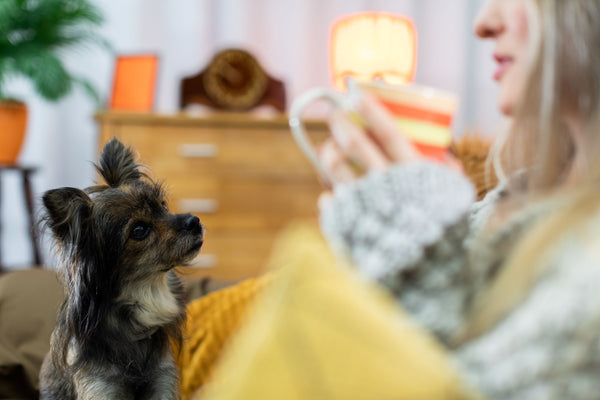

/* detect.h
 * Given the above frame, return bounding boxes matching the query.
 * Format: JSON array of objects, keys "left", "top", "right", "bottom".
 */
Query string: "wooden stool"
[{"left": 0, "top": 165, "right": 42, "bottom": 272}]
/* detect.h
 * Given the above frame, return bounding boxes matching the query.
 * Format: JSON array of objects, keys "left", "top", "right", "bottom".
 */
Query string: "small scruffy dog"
[{"left": 39, "top": 138, "right": 204, "bottom": 399}]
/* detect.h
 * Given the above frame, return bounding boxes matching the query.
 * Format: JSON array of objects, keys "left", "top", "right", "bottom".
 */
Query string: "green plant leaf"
[
  {"left": 72, "top": 75, "right": 102, "bottom": 108},
  {"left": 15, "top": 50, "right": 72, "bottom": 100},
  {"left": 0, "top": 0, "right": 107, "bottom": 103}
]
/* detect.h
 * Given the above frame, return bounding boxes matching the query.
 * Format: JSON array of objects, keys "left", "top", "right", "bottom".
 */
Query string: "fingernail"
[{"left": 344, "top": 77, "right": 363, "bottom": 111}]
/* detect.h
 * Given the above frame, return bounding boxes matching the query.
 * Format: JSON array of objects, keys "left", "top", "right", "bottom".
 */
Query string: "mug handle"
[{"left": 289, "top": 87, "right": 347, "bottom": 187}]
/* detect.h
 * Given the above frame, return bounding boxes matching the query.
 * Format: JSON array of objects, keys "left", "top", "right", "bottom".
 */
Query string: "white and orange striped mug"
[{"left": 289, "top": 79, "right": 459, "bottom": 186}]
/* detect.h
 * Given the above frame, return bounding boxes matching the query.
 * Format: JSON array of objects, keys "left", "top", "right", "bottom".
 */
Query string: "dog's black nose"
[{"left": 182, "top": 214, "right": 202, "bottom": 234}]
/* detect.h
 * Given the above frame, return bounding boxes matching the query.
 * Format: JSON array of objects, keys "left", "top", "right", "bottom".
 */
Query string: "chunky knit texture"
[
  {"left": 177, "top": 275, "right": 274, "bottom": 399},
  {"left": 320, "top": 162, "right": 476, "bottom": 282},
  {"left": 319, "top": 161, "right": 600, "bottom": 399}
]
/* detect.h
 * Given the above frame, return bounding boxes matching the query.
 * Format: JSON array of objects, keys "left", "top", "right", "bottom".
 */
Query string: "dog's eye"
[
  {"left": 161, "top": 201, "right": 168, "bottom": 211},
  {"left": 130, "top": 223, "right": 152, "bottom": 241}
]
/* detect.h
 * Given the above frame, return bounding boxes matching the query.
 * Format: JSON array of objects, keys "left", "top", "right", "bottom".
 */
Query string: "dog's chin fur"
[
  {"left": 39, "top": 139, "right": 204, "bottom": 400},
  {"left": 116, "top": 271, "right": 183, "bottom": 334}
]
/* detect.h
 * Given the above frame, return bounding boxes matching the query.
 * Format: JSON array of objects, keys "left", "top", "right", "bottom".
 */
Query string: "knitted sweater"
[{"left": 319, "top": 161, "right": 600, "bottom": 399}]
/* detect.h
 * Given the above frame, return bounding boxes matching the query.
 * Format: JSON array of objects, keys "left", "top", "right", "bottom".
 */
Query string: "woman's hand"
[
  {"left": 317, "top": 92, "right": 462, "bottom": 208},
  {"left": 317, "top": 92, "right": 419, "bottom": 207}
]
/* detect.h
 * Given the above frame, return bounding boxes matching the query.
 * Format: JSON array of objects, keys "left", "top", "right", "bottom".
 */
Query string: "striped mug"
[{"left": 289, "top": 79, "right": 458, "bottom": 186}]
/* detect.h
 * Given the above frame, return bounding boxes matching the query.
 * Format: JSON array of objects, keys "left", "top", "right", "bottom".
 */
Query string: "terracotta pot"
[{"left": 0, "top": 100, "right": 28, "bottom": 164}]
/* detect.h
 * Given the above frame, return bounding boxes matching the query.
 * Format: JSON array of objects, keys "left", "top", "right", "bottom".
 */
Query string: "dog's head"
[
  {"left": 44, "top": 138, "right": 203, "bottom": 278},
  {"left": 43, "top": 138, "right": 203, "bottom": 338}
]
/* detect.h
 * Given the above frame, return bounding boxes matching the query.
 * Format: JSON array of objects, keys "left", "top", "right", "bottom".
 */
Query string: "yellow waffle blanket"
[
  {"left": 177, "top": 223, "right": 481, "bottom": 400},
  {"left": 177, "top": 273, "right": 274, "bottom": 398}
]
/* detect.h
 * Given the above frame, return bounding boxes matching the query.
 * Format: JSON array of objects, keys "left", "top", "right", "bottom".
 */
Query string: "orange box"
[{"left": 109, "top": 54, "right": 159, "bottom": 111}]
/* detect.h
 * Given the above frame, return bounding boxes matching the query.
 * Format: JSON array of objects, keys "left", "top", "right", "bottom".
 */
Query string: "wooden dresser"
[{"left": 95, "top": 111, "right": 328, "bottom": 281}]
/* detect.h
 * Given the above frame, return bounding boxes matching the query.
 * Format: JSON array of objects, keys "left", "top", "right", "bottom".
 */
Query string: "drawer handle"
[
  {"left": 189, "top": 254, "right": 218, "bottom": 268},
  {"left": 179, "top": 198, "right": 219, "bottom": 214},
  {"left": 178, "top": 144, "right": 218, "bottom": 158}
]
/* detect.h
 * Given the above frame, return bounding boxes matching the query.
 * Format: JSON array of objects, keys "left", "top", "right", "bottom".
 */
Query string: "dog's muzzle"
[
  {"left": 183, "top": 214, "right": 203, "bottom": 235},
  {"left": 177, "top": 213, "right": 203, "bottom": 236}
]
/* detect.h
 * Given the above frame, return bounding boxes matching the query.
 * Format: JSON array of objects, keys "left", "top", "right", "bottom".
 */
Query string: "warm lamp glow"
[{"left": 329, "top": 12, "right": 417, "bottom": 90}]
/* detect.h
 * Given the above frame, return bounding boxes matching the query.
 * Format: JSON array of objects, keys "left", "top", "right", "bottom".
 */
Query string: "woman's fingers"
[
  {"left": 318, "top": 138, "right": 357, "bottom": 185},
  {"left": 329, "top": 110, "right": 390, "bottom": 171},
  {"left": 319, "top": 91, "right": 431, "bottom": 190},
  {"left": 356, "top": 93, "right": 420, "bottom": 164},
  {"left": 318, "top": 191, "right": 333, "bottom": 211}
]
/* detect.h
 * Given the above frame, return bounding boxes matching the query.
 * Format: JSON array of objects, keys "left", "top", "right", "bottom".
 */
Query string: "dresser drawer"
[
  {"left": 113, "top": 126, "right": 221, "bottom": 175},
  {"left": 181, "top": 229, "right": 285, "bottom": 281},
  {"left": 214, "top": 127, "right": 328, "bottom": 179},
  {"left": 114, "top": 124, "right": 327, "bottom": 180},
  {"left": 171, "top": 177, "right": 321, "bottom": 230},
  {"left": 163, "top": 176, "right": 219, "bottom": 208}
]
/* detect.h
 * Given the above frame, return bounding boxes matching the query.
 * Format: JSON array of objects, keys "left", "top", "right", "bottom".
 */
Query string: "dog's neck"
[
  {"left": 131, "top": 326, "right": 159, "bottom": 341},
  {"left": 115, "top": 271, "right": 182, "bottom": 336}
]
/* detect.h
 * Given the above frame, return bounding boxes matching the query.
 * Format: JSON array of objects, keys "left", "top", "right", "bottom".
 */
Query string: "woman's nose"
[{"left": 474, "top": 0, "right": 503, "bottom": 39}]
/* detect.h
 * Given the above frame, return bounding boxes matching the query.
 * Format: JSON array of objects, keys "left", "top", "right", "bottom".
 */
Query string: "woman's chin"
[{"left": 498, "top": 98, "right": 515, "bottom": 117}]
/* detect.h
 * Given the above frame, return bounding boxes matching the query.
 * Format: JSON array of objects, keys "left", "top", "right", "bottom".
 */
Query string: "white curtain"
[{"left": 3, "top": 0, "right": 504, "bottom": 268}]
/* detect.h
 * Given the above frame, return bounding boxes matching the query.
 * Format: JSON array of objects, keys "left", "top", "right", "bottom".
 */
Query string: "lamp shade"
[{"left": 329, "top": 12, "right": 417, "bottom": 90}]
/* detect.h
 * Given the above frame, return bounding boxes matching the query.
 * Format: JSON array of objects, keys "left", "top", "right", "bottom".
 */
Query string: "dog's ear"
[
  {"left": 43, "top": 187, "right": 93, "bottom": 246},
  {"left": 96, "top": 138, "right": 144, "bottom": 187}
]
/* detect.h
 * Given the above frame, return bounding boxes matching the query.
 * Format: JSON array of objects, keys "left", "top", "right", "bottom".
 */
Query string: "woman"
[{"left": 317, "top": 0, "right": 600, "bottom": 398}]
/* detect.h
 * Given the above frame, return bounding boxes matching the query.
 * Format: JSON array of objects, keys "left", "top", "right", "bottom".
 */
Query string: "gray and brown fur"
[{"left": 39, "top": 138, "right": 203, "bottom": 400}]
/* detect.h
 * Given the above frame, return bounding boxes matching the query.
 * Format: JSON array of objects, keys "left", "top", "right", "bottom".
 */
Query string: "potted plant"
[{"left": 0, "top": 0, "right": 106, "bottom": 164}]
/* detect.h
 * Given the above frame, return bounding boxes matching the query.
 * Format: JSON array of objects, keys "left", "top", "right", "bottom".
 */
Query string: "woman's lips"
[{"left": 493, "top": 54, "right": 513, "bottom": 81}]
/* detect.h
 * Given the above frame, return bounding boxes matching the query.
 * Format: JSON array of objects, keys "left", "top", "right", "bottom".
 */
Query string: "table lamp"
[{"left": 329, "top": 12, "right": 417, "bottom": 91}]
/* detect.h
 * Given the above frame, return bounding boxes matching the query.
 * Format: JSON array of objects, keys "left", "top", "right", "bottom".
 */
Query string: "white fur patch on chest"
[
  {"left": 121, "top": 274, "right": 180, "bottom": 328},
  {"left": 66, "top": 339, "right": 78, "bottom": 366}
]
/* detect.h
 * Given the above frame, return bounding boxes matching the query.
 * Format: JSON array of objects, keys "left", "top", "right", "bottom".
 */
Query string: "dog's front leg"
[
  {"left": 74, "top": 369, "right": 133, "bottom": 400},
  {"left": 144, "top": 356, "right": 181, "bottom": 400}
]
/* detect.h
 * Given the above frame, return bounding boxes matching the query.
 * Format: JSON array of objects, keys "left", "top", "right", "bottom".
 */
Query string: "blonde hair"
[
  {"left": 496, "top": 0, "right": 600, "bottom": 191},
  {"left": 458, "top": 0, "right": 600, "bottom": 343}
]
